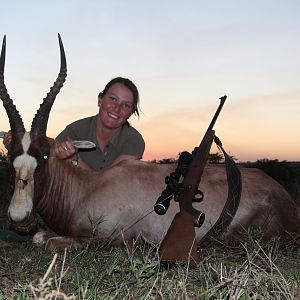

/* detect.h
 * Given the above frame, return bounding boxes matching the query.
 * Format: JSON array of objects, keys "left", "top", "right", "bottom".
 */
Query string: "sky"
[{"left": 0, "top": 1, "right": 299, "bottom": 162}]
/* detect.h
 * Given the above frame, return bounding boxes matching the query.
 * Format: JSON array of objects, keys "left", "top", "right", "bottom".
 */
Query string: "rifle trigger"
[{"left": 185, "top": 184, "right": 192, "bottom": 190}]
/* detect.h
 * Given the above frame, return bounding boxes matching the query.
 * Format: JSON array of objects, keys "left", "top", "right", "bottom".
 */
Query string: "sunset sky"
[{"left": 0, "top": 1, "right": 299, "bottom": 162}]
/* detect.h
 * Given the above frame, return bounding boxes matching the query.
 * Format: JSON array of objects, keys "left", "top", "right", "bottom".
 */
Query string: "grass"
[
  {"left": 0, "top": 233, "right": 299, "bottom": 299},
  {"left": 0, "top": 162, "right": 300, "bottom": 299}
]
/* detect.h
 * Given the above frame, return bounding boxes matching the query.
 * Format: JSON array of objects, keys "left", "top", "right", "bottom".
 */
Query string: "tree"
[{"left": 208, "top": 152, "right": 224, "bottom": 164}]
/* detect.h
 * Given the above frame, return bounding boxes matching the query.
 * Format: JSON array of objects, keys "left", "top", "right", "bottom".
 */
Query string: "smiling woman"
[
  {"left": 55, "top": 77, "right": 145, "bottom": 171},
  {"left": 98, "top": 83, "right": 136, "bottom": 131}
]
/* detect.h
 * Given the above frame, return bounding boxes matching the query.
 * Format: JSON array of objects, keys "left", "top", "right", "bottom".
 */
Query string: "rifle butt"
[{"left": 159, "top": 211, "right": 200, "bottom": 265}]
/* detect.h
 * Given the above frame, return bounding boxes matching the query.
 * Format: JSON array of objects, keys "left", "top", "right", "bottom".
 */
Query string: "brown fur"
[{"left": 30, "top": 156, "right": 300, "bottom": 247}]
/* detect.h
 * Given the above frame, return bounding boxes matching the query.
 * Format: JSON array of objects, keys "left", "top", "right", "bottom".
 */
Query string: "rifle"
[{"left": 157, "top": 95, "right": 227, "bottom": 265}]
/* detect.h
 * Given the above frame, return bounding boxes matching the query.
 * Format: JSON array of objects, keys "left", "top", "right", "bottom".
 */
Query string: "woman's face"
[{"left": 98, "top": 83, "right": 134, "bottom": 130}]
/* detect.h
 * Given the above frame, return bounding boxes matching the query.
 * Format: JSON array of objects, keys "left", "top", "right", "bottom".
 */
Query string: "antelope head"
[{"left": 0, "top": 34, "right": 67, "bottom": 232}]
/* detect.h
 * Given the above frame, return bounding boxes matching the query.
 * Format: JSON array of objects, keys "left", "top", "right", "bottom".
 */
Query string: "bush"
[{"left": 246, "top": 159, "right": 300, "bottom": 203}]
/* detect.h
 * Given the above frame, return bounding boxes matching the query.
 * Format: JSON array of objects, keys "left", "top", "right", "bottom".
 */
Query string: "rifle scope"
[{"left": 154, "top": 151, "right": 192, "bottom": 215}]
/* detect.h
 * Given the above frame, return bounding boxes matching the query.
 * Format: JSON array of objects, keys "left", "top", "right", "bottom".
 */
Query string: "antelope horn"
[
  {"left": 31, "top": 33, "right": 67, "bottom": 135},
  {"left": 0, "top": 35, "right": 25, "bottom": 134}
]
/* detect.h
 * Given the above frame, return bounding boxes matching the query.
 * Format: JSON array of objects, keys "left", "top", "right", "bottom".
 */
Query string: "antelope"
[{"left": 1, "top": 35, "right": 299, "bottom": 251}]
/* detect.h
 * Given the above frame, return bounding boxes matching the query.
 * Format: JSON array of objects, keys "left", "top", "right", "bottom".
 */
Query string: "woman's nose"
[{"left": 112, "top": 102, "right": 122, "bottom": 113}]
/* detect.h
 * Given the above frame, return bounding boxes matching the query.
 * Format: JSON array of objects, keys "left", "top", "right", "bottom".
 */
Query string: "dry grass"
[{"left": 0, "top": 236, "right": 299, "bottom": 299}]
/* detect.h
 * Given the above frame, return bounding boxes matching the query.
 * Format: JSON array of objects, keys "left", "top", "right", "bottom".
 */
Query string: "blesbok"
[{"left": 1, "top": 35, "right": 299, "bottom": 252}]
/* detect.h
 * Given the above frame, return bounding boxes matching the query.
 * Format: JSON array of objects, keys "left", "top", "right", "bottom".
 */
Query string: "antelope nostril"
[{"left": 18, "top": 177, "right": 29, "bottom": 186}]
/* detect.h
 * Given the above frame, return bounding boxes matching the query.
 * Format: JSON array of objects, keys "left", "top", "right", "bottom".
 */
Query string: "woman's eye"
[{"left": 124, "top": 103, "right": 132, "bottom": 110}]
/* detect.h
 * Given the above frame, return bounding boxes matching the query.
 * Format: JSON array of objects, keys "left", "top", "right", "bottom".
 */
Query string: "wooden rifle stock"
[{"left": 159, "top": 96, "right": 227, "bottom": 265}]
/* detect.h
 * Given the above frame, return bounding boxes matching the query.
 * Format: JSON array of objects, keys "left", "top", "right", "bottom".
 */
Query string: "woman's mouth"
[{"left": 108, "top": 113, "right": 119, "bottom": 120}]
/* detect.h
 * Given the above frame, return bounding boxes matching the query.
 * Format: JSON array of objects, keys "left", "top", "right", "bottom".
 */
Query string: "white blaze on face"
[{"left": 8, "top": 132, "right": 38, "bottom": 222}]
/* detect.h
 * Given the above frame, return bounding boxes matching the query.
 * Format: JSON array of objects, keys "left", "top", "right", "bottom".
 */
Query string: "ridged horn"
[
  {"left": 31, "top": 33, "right": 67, "bottom": 135},
  {"left": 0, "top": 35, "right": 25, "bottom": 134}
]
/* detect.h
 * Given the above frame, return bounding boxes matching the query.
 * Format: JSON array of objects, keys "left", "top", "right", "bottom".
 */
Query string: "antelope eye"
[{"left": 42, "top": 155, "right": 48, "bottom": 160}]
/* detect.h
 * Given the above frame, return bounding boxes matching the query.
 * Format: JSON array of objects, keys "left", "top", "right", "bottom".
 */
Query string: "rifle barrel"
[{"left": 207, "top": 95, "right": 226, "bottom": 132}]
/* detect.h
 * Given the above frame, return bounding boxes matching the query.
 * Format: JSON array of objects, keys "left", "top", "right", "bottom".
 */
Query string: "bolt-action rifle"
[{"left": 157, "top": 95, "right": 227, "bottom": 265}]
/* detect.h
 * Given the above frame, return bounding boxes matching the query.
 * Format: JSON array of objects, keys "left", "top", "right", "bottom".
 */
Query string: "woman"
[{"left": 55, "top": 77, "right": 145, "bottom": 170}]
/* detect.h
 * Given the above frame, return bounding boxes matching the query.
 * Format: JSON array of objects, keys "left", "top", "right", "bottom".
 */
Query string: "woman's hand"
[{"left": 54, "top": 137, "right": 77, "bottom": 159}]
